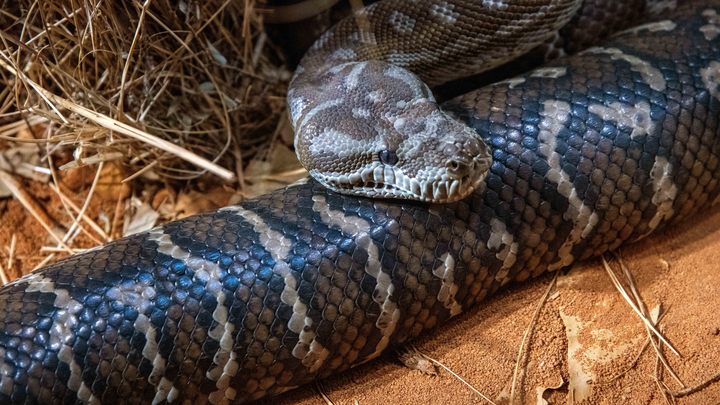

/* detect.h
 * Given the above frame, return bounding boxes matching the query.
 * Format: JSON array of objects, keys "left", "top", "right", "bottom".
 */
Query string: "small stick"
[
  {"left": 56, "top": 161, "right": 104, "bottom": 248},
  {"left": 654, "top": 374, "right": 675, "bottom": 405},
  {"left": 32, "top": 254, "right": 55, "bottom": 272},
  {"left": 595, "top": 306, "right": 669, "bottom": 385},
  {"left": 600, "top": 256, "right": 680, "bottom": 356},
  {"left": 613, "top": 254, "right": 684, "bottom": 387},
  {"left": 247, "top": 168, "right": 307, "bottom": 183},
  {"left": 0, "top": 116, "right": 47, "bottom": 138},
  {"left": 7, "top": 233, "right": 16, "bottom": 272},
  {"left": 409, "top": 345, "right": 497, "bottom": 405},
  {"left": 0, "top": 58, "right": 234, "bottom": 180},
  {"left": 509, "top": 272, "right": 558, "bottom": 404},
  {"left": 314, "top": 381, "right": 335, "bottom": 405},
  {"left": 121, "top": 160, "right": 158, "bottom": 183},
  {"left": 116, "top": 0, "right": 152, "bottom": 116},
  {"left": 39, "top": 246, "right": 87, "bottom": 254},
  {"left": 48, "top": 183, "right": 109, "bottom": 241},
  {"left": 0, "top": 170, "right": 72, "bottom": 252},
  {"left": 0, "top": 262, "right": 8, "bottom": 285},
  {"left": 672, "top": 372, "right": 720, "bottom": 398},
  {"left": 653, "top": 325, "right": 675, "bottom": 405},
  {"left": 110, "top": 191, "right": 126, "bottom": 239},
  {"left": 1, "top": 234, "right": 17, "bottom": 283}
]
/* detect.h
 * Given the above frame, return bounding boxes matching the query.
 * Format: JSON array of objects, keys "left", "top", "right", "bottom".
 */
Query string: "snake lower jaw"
[{"left": 310, "top": 157, "right": 491, "bottom": 203}]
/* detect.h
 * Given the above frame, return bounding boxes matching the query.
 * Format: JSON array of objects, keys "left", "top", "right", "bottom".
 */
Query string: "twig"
[
  {"left": 39, "top": 247, "right": 88, "bottom": 254},
  {"left": 56, "top": 161, "right": 104, "bottom": 248},
  {"left": 0, "top": 234, "right": 17, "bottom": 284},
  {"left": 110, "top": 191, "right": 126, "bottom": 240},
  {"left": 653, "top": 323, "right": 676, "bottom": 405},
  {"left": 0, "top": 116, "right": 48, "bottom": 139},
  {"left": 121, "top": 160, "right": 158, "bottom": 183},
  {"left": 0, "top": 58, "right": 235, "bottom": 180},
  {"left": 655, "top": 374, "right": 676, "bottom": 405},
  {"left": 0, "top": 262, "right": 8, "bottom": 286},
  {"left": 48, "top": 183, "right": 109, "bottom": 242},
  {"left": 0, "top": 170, "right": 72, "bottom": 252},
  {"left": 612, "top": 253, "right": 684, "bottom": 387},
  {"left": 117, "top": 0, "right": 153, "bottom": 116},
  {"left": 315, "top": 381, "right": 335, "bottom": 405},
  {"left": 595, "top": 308, "right": 669, "bottom": 385},
  {"left": 246, "top": 167, "right": 307, "bottom": 183},
  {"left": 32, "top": 254, "right": 55, "bottom": 272},
  {"left": 58, "top": 152, "right": 124, "bottom": 170},
  {"left": 672, "top": 372, "right": 720, "bottom": 398},
  {"left": 7, "top": 233, "right": 16, "bottom": 273},
  {"left": 409, "top": 345, "right": 497, "bottom": 405},
  {"left": 600, "top": 255, "right": 680, "bottom": 356},
  {"left": 509, "top": 272, "right": 559, "bottom": 404}
]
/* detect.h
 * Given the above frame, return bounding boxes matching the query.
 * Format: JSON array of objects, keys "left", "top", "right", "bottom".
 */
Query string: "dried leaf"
[
  {"left": 244, "top": 143, "right": 305, "bottom": 198},
  {"left": 123, "top": 197, "right": 160, "bottom": 236},
  {"left": 535, "top": 376, "right": 564, "bottom": 405},
  {"left": 207, "top": 41, "right": 228, "bottom": 65},
  {"left": 398, "top": 349, "right": 438, "bottom": 376},
  {"left": 0, "top": 143, "right": 49, "bottom": 183},
  {"left": 174, "top": 187, "right": 231, "bottom": 218}
]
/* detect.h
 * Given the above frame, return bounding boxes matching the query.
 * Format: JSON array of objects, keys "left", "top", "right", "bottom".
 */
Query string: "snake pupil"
[{"left": 379, "top": 149, "right": 398, "bottom": 165}]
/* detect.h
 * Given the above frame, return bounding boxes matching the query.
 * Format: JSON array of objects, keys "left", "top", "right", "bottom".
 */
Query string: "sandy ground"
[{"left": 1, "top": 179, "right": 719, "bottom": 404}]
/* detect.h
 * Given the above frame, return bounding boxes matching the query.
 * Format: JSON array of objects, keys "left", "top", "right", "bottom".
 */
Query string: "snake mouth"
[{"left": 313, "top": 157, "right": 491, "bottom": 203}]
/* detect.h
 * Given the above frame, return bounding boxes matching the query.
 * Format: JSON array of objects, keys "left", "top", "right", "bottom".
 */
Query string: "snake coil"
[{"left": 0, "top": 1, "right": 719, "bottom": 404}]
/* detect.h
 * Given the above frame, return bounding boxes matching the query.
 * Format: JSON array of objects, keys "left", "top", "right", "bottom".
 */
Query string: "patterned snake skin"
[
  {"left": 289, "top": 0, "right": 582, "bottom": 202},
  {"left": 2, "top": 1, "right": 720, "bottom": 404}
]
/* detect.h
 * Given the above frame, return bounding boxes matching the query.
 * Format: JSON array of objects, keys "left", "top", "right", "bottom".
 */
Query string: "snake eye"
[{"left": 378, "top": 149, "right": 398, "bottom": 165}]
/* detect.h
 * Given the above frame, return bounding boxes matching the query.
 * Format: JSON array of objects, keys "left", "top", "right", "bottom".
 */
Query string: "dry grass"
[
  {"left": 0, "top": 0, "right": 294, "bottom": 269},
  {"left": 600, "top": 254, "right": 680, "bottom": 358},
  {"left": 0, "top": 0, "right": 289, "bottom": 184},
  {"left": 599, "top": 252, "right": 701, "bottom": 400}
]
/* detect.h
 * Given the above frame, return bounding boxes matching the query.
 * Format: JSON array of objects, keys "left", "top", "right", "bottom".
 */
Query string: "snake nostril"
[{"left": 447, "top": 159, "right": 470, "bottom": 176}]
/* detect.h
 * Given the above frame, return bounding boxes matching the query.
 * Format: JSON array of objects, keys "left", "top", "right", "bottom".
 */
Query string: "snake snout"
[
  {"left": 442, "top": 137, "right": 486, "bottom": 178},
  {"left": 446, "top": 158, "right": 474, "bottom": 178}
]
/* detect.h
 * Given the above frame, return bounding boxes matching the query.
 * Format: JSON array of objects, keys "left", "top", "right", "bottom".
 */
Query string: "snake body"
[
  {"left": 289, "top": 0, "right": 583, "bottom": 202},
  {"left": 2, "top": 1, "right": 720, "bottom": 403}
]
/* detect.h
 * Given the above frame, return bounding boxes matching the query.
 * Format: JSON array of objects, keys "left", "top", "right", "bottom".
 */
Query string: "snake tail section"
[{"left": 1, "top": 2, "right": 720, "bottom": 404}]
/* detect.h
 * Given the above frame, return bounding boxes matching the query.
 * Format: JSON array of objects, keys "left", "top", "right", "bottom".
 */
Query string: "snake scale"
[
  {"left": 2, "top": 0, "right": 720, "bottom": 403},
  {"left": 288, "top": 0, "right": 584, "bottom": 202}
]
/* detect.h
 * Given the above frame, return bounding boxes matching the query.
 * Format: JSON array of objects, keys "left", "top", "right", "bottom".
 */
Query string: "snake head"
[{"left": 290, "top": 61, "right": 491, "bottom": 203}]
